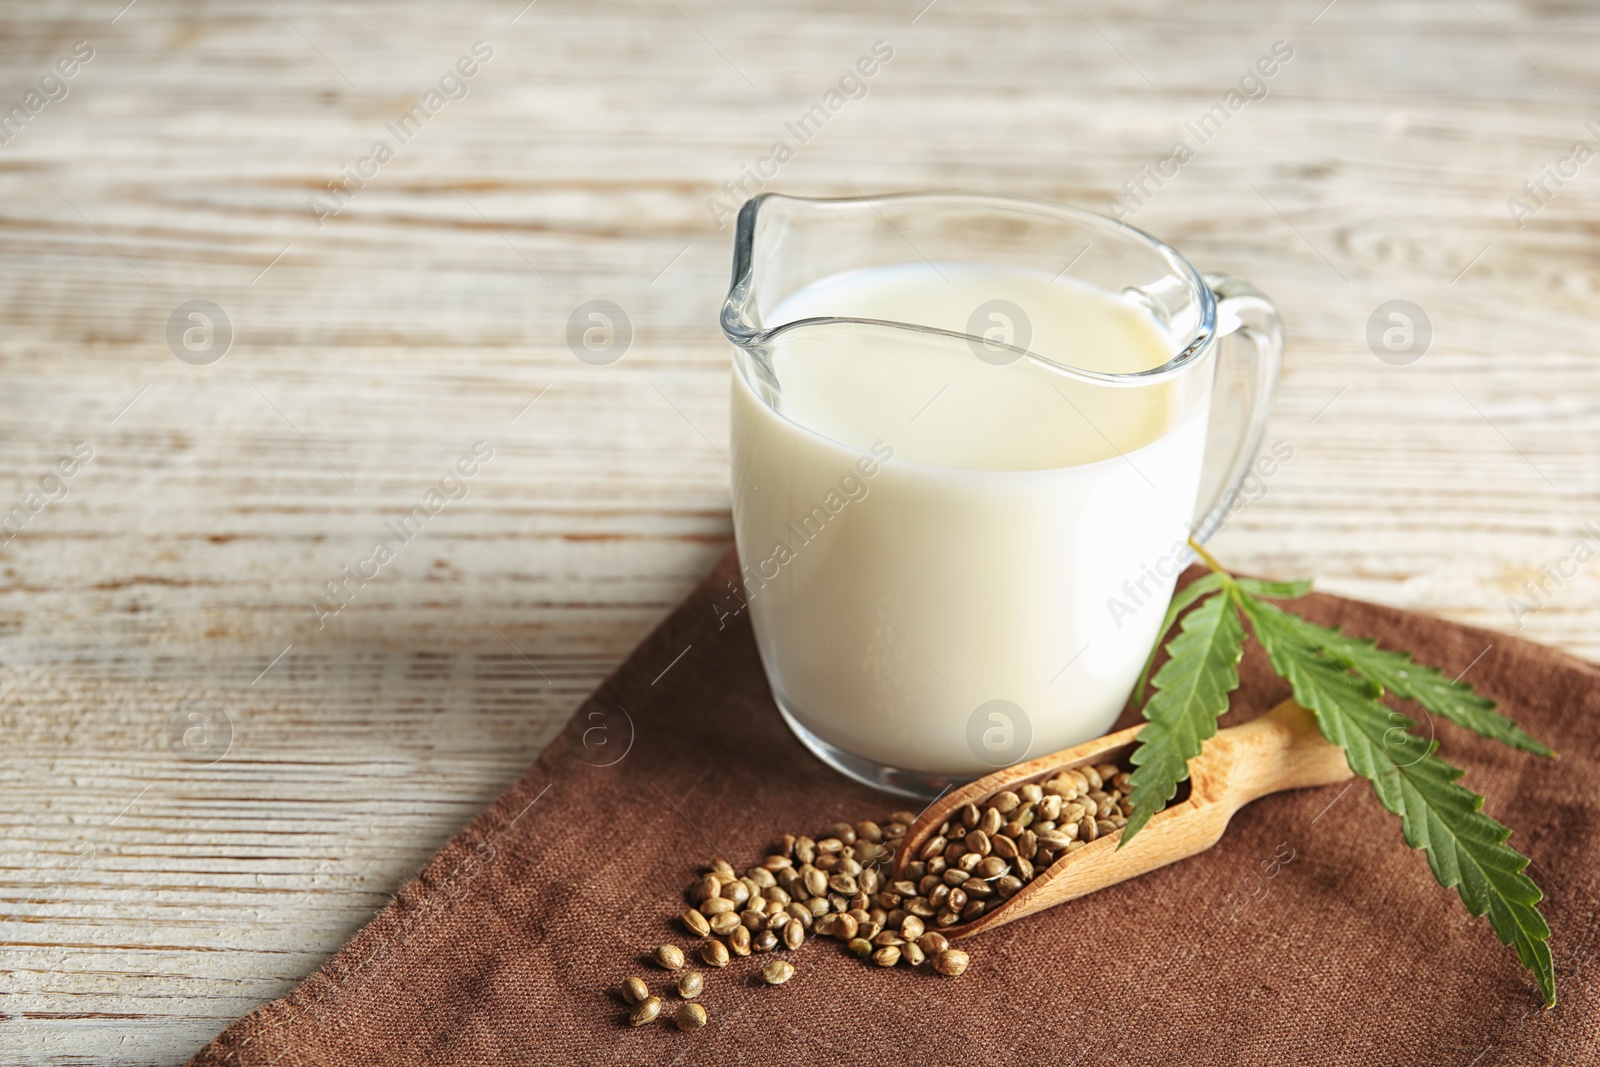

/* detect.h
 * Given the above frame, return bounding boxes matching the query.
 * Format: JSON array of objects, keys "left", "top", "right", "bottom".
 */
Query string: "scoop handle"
[{"left": 1194, "top": 699, "right": 1353, "bottom": 809}]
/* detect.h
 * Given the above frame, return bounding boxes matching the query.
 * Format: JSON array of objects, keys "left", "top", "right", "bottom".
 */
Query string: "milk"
[{"left": 730, "top": 262, "right": 1209, "bottom": 780}]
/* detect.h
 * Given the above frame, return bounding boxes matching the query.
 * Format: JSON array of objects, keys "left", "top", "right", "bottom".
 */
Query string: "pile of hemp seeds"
[{"left": 616, "top": 758, "right": 1134, "bottom": 1033}]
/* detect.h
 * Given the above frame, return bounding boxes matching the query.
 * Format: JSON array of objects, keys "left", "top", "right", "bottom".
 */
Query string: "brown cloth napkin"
[{"left": 189, "top": 552, "right": 1600, "bottom": 1066}]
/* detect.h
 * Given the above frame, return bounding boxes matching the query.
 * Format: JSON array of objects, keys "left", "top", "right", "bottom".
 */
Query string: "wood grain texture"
[{"left": 0, "top": 0, "right": 1596, "bottom": 1062}]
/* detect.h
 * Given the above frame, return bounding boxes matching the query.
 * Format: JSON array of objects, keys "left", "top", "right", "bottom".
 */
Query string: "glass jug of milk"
[{"left": 722, "top": 193, "right": 1281, "bottom": 797}]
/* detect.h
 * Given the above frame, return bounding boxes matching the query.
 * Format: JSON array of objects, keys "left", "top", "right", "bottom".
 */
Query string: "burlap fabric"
[{"left": 189, "top": 552, "right": 1600, "bottom": 1066}]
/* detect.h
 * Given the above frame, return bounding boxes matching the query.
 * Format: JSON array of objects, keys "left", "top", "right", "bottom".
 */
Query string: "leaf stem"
[{"left": 1186, "top": 537, "right": 1230, "bottom": 577}]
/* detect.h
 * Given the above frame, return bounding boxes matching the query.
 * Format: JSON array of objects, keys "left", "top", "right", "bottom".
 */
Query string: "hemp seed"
[
  {"left": 629, "top": 996, "right": 662, "bottom": 1026},
  {"left": 630, "top": 754, "right": 1135, "bottom": 1018},
  {"left": 700, "top": 939, "right": 729, "bottom": 968}
]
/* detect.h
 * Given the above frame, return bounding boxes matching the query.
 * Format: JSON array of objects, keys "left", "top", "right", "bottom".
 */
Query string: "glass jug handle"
[{"left": 1188, "top": 273, "right": 1284, "bottom": 546}]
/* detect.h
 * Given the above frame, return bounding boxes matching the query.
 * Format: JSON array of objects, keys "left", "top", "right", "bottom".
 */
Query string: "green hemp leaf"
[
  {"left": 1123, "top": 589, "right": 1244, "bottom": 842},
  {"left": 1121, "top": 541, "right": 1556, "bottom": 1007}
]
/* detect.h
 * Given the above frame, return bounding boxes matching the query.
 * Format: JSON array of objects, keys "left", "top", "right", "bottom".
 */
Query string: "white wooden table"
[{"left": 2, "top": 1, "right": 1596, "bottom": 1062}]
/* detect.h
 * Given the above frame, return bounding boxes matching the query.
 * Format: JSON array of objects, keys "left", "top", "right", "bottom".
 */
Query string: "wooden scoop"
[{"left": 893, "top": 699, "right": 1352, "bottom": 939}]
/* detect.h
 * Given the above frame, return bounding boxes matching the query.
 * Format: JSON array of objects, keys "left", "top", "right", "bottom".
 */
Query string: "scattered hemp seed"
[
  {"left": 629, "top": 996, "right": 662, "bottom": 1026},
  {"left": 609, "top": 754, "right": 1140, "bottom": 1028}
]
